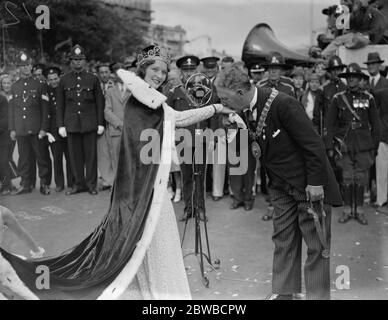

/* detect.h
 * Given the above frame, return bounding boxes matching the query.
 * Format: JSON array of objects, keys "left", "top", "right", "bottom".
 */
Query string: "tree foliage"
[{"left": 0, "top": 0, "right": 147, "bottom": 62}]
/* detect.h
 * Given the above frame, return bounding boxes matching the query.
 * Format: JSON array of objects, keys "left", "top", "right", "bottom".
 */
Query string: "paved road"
[{"left": 1, "top": 186, "right": 387, "bottom": 300}]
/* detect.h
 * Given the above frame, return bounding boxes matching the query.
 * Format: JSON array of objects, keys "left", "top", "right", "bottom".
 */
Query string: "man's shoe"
[
  {"left": 88, "top": 189, "right": 98, "bottom": 195},
  {"left": 40, "top": 185, "right": 50, "bottom": 195},
  {"left": 197, "top": 210, "right": 208, "bottom": 222},
  {"left": 265, "top": 293, "right": 293, "bottom": 300},
  {"left": 377, "top": 205, "right": 388, "bottom": 215},
  {"left": 338, "top": 212, "right": 352, "bottom": 224},
  {"left": 179, "top": 211, "right": 193, "bottom": 222},
  {"left": 230, "top": 200, "right": 244, "bottom": 210},
  {"left": 66, "top": 187, "right": 83, "bottom": 195},
  {"left": 173, "top": 189, "right": 182, "bottom": 203},
  {"left": 244, "top": 201, "right": 254, "bottom": 211},
  {"left": 100, "top": 185, "right": 111, "bottom": 191},
  {"left": 212, "top": 196, "right": 222, "bottom": 201},
  {"left": 11, "top": 186, "right": 32, "bottom": 196},
  {"left": 355, "top": 213, "right": 368, "bottom": 225},
  {"left": 1, "top": 188, "right": 11, "bottom": 196},
  {"left": 262, "top": 206, "right": 274, "bottom": 221},
  {"left": 55, "top": 186, "right": 64, "bottom": 192}
]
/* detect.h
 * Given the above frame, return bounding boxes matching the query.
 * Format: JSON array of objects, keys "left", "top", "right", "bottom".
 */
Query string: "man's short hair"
[{"left": 215, "top": 62, "right": 252, "bottom": 91}]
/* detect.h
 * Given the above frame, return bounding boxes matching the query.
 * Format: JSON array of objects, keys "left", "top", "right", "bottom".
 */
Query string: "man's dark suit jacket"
[
  {"left": 372, "top": 88, "right": 388, "bottom": 144},
  {"left": 369, "top": 75, "right": 388, "bottom": 94},
  {"left": 247, "top": 87, "right": 342, "bottom": 206}
]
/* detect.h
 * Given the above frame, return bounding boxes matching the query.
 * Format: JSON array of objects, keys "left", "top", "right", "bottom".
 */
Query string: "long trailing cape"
[{"left": 0, "top": 74, "right": 174, "bottom": 300}]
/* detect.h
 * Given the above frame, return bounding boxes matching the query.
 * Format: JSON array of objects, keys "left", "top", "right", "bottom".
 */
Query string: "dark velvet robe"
[{"left": 0, "top": 96, "right": 164, "bottom": 299}]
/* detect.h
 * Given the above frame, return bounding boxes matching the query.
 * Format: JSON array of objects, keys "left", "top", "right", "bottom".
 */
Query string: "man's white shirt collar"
[{"left": 371, "top": 73, "right": 381, "bottom": 85}]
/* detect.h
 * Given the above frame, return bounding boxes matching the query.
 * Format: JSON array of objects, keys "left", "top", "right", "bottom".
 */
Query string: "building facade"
[{"left": 149, "top": 24, "right": 187, "bottom": 58}]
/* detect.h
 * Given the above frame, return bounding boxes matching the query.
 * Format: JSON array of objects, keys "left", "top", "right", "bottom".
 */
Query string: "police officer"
[
  {"left": 200, "top": 56, "right": 228, "bottom": 201},
  {"left": 25, "top": 63, "right": 46, "bottom": 190},
  {"left": 320, "top": 56, "right": 347, "bottom": 139},
  {"left": 326, "top": 63, "right": 380, "bottom": 225},
  {"left": 247, "top": 61, "right": 265, "bottom": 85},
  {"left": 32, "top": 63, "right": 53, "bottom": 190},
  {"left": 258, "top": 52, "right": 296, "bottom": 98},
  {"left": 220, "top": 56, "right": 234, "bottom": 70},
  {"left": 8, "top": 52, "right": 51, "bottom": 195},
  {"left": 45, "top": 66, "right": 74, "bottom": 192},
  {"left": 167, "top": 55, "right": 208, "bottom": 221},
  {"left": 314, "top": 56, "right": 348, "bottom": 188},
  {"left": 32, "top": 64, "right": 47, "bottom": 83},
  {"left": 57, "top": 45, "right": 105, "bottom": 195},
  {"left": 201, "top": 56, "right": 219, "bottom": 81}
]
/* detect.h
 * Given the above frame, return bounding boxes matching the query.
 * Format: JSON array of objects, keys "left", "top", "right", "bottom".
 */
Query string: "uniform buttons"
[
  {"left": 54, "top": 102, "right": 56, "bottom": 105},
  {"left": 23, "top": 108, "right": 26, "bottom": 111},
  {"left": 23, "top": 115, "right": 26, "bottom": 119},
  {"left": 77, "top": 77, "right": 81, "bottom": 80},
  {"left": 78, "top": 111, "right": 81, "bottom": 114},
  {"left": 78, "top": 102, "right": 81, "bottom": 105},
  {"left": 24, "top": 83, "right": 27, "bottom": 86},
  {"left": 23, "top": 91, "right": 26, "bottom": 94},
  {"left": 77, "top": 93, "right": 80, "bottom": 96},
  {"left": 77, "top": 84, "right": 80, "bottom": 88}
]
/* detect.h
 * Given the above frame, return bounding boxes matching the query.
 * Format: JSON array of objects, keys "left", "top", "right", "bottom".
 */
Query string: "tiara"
[{"left": 137, "top": 45, "right": 171, "bottom": 65}]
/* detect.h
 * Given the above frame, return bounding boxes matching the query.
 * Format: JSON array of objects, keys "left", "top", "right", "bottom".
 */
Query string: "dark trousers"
[
  {"left": 180, "top": 146, "right": 206, "bottom": 213},
  {"left": 19, "top": 142, "right": 37, "bottom": 188},
  {"left": 8, "top": 139, "right": 17, "bottom": 172},
  {"left": 229, "top": 148, "right": 256, "bottom": 204},
  {"left": 50, "top": 137, "right": 74, "bottom": 188},
  {"left": 269, "top": 184, "right": 331, "bottom": 300},
  {"left": 16, "top": 135, "right": 52, "bottom": 187},
  {"left": 29, "top": 148, "right": 37, "bottom": 187},
  {"left": 0, "top": 145, "right": 11, "bottom": 188},
  {"left": 260, "top": 160, "right": 268, "bottom": 194},
  {"left": 67, "top": 131, "right": 97, "bottom": 191}
]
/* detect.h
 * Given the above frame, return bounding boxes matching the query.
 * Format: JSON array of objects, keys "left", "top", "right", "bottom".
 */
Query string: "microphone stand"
[{"left": 180, "top": 74, "right": 220, "bottom": 288}]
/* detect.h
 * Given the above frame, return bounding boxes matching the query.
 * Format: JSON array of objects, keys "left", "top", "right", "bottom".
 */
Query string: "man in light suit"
[
  {"left": 365, "top": 52, "right": 388, "bottom": 204},
  {"left": 104, "top": 69, "right": 128, "bottom": 175},
  {"left": 97, "top": 63, "right": 115, "bottom": 191},
  {"left": 215, "top": 63, "right": 342, "bottom": 300},
  {"left": 365, "top": 52, "right": 388, "bottom": 92}
]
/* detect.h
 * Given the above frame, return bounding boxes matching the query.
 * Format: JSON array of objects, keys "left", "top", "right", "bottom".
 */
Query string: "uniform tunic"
[{"left": 56, "top": 70, "right": 104, "bottom": 191}]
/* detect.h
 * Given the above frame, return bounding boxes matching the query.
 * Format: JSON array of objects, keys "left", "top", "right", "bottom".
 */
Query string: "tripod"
[{"left": 181, "top": 129, "right": 220, "bottom": 288}]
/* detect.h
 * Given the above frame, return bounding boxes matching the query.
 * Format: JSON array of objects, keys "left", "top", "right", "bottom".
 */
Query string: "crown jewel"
[{"left": 137, "top": 45, "right": 171, "bottom": 66}]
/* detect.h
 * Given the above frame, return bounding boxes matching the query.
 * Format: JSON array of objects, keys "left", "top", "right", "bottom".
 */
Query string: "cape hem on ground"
[{"left": 0, "top": 98, "right": 175, "bottom": 300}]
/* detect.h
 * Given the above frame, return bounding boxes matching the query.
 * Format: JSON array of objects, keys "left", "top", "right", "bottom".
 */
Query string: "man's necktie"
[{"left": 371, "top": 77, "right": 375, "bottom": 88}]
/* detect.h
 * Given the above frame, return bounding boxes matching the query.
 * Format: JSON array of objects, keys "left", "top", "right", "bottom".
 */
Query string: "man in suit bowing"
[{"left": 214, "top": 63, "right": 342, "bottom": 300}]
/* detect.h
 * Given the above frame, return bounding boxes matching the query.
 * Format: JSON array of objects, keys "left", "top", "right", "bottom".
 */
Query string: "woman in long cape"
[{"left": 0, "top": 45, "right": 225, "bottom": 300}]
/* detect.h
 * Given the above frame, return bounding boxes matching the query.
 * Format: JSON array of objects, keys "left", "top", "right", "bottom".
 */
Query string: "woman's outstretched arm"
[{"left": 171, "top": 103, "right": 226, "bottom": 127}]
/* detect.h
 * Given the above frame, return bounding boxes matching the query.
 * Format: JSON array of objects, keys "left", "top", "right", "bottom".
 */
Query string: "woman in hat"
[{"left": 0, "top": 44, "right": 228, "bottom": 300}]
